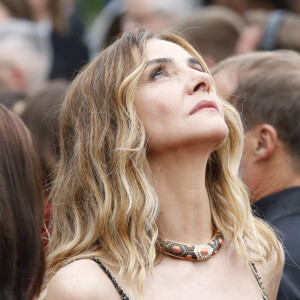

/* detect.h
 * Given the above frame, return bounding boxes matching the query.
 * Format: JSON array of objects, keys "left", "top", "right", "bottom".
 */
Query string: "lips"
[{"left": 189, "top": 100, "right": 219, "bottom": 115}]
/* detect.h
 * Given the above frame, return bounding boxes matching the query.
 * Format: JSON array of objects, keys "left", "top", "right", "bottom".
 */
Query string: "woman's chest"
[
  {"left": 140, "top": 257, "right": 264, "bottom": 300},
  {"left": 141, "top": 274, "right": 263, "bottom": 300}
]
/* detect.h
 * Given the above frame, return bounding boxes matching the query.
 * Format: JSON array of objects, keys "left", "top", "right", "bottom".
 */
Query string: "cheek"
[
  {"left": 134, "top": 89, "right": 177, "bottom": 126},
  {"left": 134, "top": 89, "right": 180, "bottom": 150},
  {"left": 211, "top": 93, "right": 226, "bottom": 116},
  {"left": 136, "top": 98, "right": 166, "bottom": 118}
]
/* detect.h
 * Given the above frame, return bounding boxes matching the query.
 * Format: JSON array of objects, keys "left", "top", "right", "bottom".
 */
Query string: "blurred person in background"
[
  {"left": 28, "top": 0, "right": 88, "bottom": 79},
  {"left": 247, "top": 0, "right": 300, "bottom": 13},
  {"left": 203, "top": 0, "right": 248, "bottom": 15},
  {"left": 87, "top": 0, "right": 198, "bottom": 57},
  {"left": 86, "top": 0, "right": 124, "bottom": 57},
  {"left": 121, "top": 0, "right": 197, "bottom": 32},
  {"left": 61, "top": 0, "right": 85, "bottom": 41},
  {"left": 202, "top": 0, "right": 300, "bottom": 56},
  {"left": 0, "top": 0, "right": 33, "bottom": 23},
  {"left": 0, "top": 87, "right": 25, "bottom": 110},
  {"left": 0, "top": 20, "right": 51, "bottom": 95},
  {"left": 0, "top": 104, "right": 45, "bottom": 299},
  {"left": 212, "top": 50, "right": 300, "bottom": 299},
  {"left": 202, "top": 0, "right": 300, "bottom": 15},
  {"left": 20, "top": 79, "right": 68, "bottom": 191},
  {"left": 20, "top": 79, "right": 69, "bottom": 248},
  {"left": 172, "top": 5, "right": 245, "bottom": 68},
  {"left": 236, "top": 9, "right": 300, "bottom": 54}
]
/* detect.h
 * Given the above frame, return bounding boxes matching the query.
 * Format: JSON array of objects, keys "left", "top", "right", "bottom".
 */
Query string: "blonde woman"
[{"left": 44, "top": 30, "right": 283, "bottom": 300}]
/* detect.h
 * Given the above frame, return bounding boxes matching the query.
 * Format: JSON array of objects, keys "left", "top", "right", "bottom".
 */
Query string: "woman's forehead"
[{"left": 145, "top": 38, "right": 193, "bottom": 61}]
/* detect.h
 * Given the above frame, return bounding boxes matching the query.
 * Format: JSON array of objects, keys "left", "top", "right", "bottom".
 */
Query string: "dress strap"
[
  {"left": 90, "top": 258, "right": 130, "bottom": 300},
  {"left": 250, "top": 262, "right": 268, "bottom": 300}
]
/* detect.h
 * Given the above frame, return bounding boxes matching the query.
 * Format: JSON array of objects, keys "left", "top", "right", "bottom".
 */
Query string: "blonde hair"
[{"left": 45, "top": 30, "right": 282, "bottom": 297}]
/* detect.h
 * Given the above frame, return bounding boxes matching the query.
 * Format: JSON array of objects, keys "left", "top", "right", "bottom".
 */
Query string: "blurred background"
[
  {"left": 1, "top": 0, "right": 300, "bottom": 190},
  {"left": 2, "top": 0, "right": 300, "bottom": 223}
]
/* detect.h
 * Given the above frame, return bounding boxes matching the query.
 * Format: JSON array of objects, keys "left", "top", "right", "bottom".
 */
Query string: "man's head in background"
[
  {"left": 0, "top": 0, "right": 33, "bottom": 22},
  {"left": 212, "top": 50, "right": 300, "bottom": 201},
  {"left": 203, "top": 0, "right": 248, "bottom": 15},
  {"left": 236, "top": 10, "right": 300, "bottom": 55},
  {"left": 172, "top": 5, "right": 245, "bottom": 68},
  {"left": 0, "top": 20, "right": 51, "bottom": 94},
  {"left": 121, "top": 0, "right": 197, "bottom": 32}
]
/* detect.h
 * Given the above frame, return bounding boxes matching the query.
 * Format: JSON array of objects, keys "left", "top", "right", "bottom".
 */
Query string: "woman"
[
  {"left": 44, "top": 30, "right": 283, "bottom": 299},
  {"left": 0, "top": 105, "right": 45, "bottom": 299}
]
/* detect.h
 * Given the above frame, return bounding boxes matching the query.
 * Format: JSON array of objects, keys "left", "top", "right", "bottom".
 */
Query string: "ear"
[{"left": 252, "top": 124, "right": 278, "bottom": 161}]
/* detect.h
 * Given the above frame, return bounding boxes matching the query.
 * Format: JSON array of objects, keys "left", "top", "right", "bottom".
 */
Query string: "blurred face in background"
[
  {"left": 212, "top": 0, "right": 248, "bottom": 15},
  {"left": 0, "top": 3, "right": 12, "bottom": 22},
  {"left": 27, "top": 0, "right": 49, "bottom": 13},
  {"left": 122, "top": 0, "right": 176, "bottom": 32},
  {"left": 0, "top": 55, "right": 25, "bottom": 92}
]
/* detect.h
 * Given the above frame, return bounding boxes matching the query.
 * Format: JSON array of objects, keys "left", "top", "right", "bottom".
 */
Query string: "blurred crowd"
[{"left": 1, "top": 0, "right": 300, "bottom": 298}]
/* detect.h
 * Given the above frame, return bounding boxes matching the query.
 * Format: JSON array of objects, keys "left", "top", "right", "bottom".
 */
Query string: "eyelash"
[
  {"left": 149, "top": 64, "right": 167, "bottom": 81},
  {"left": 194, "top": 66, "right": 204, "bottom": 73}
]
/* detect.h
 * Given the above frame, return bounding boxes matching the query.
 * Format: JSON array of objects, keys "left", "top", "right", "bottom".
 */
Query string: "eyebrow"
[
  {"left": 146, "top": 57, "right": 203, "bottom": 70},
  {"left": 146, "top": 58, "right": 173, "bottom": 66}
]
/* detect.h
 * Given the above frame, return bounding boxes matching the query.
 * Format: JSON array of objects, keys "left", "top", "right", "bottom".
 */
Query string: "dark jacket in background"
[
  {"left": 253, "top": 187, "right": 300, "bottom": 300},
  {"left": 49, "top": 32, "right": 89, "bottom": 80}
]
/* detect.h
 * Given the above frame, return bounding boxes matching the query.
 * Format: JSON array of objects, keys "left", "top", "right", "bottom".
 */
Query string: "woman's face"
[{"left": 134, "top": 38, "right": 228, "bottom": 154}]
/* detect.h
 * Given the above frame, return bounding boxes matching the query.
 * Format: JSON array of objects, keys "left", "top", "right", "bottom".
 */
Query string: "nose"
[{"left": 187, "top": 70, "right": 211, "bottom": 95}]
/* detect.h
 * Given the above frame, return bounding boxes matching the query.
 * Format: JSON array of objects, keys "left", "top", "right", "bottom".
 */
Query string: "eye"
[
  {"left": 149, "top": 65, "right": 167, "bottom": 81},
  {"left": 192, "top": 65, "right": 204, "bottom": 73}
]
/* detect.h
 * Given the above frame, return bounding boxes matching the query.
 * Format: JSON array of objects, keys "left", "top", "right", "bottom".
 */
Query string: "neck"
[
  {"left": 252, "top": 150, "right": 300, "bottom": 202},
  {"left": 149, "top": 147, "right": 213, "bottom": 244}
]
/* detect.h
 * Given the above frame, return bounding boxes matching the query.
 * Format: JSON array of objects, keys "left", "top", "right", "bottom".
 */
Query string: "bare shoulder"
[
  {"left": 45, "top": 259, "right": 122, "bottom": 300},
  {"left": 257, "top": 242, "right": 285, "bottom": 300}
]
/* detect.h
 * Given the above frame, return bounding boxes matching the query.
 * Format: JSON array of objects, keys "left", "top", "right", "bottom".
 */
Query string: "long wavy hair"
[{"left": 45, "top": 30, "right": 282, "bottom": 297}]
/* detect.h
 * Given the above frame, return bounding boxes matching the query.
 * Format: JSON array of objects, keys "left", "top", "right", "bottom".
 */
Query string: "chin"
[
  {"left": 147, "top": 121, "right": 229, "bottom": 154},
  {"left": 204, "top": 121, "right": 229, "bottom": 151},
  {"left": 211, "top": 130, "right": 229, "bottom": 151}
]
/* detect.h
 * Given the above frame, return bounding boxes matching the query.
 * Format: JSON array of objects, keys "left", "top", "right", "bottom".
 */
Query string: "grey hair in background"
[
  {"left": 150, "top": 0, "right": 198, "bottom": 16},
  {"left": 0, "top": 20, "right": 52, "bottom": 92}
]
